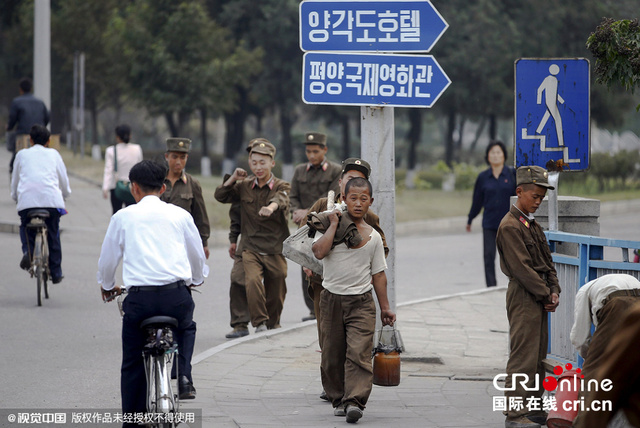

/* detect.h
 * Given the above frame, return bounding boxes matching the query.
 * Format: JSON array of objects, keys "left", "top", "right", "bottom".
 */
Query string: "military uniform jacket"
[
  {"left": 496, "top": 205, "right": 561, "bottom": 301},
  {"left": 161, "top": 172, "right": 210, "bottom": 247},
  {"left": 215, "top": 175, "right": 291, "bottom": 255},
  {"left": 290, "top": 161, "right": 342, "bottom": 216},
  {"left": 308, "top": 195, "right": 389, "bottom": 258}
]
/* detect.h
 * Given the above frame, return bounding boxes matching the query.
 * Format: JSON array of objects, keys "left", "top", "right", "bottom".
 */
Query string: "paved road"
[{"left": 0, "top": 146, "right": 638, "bottom": 411}]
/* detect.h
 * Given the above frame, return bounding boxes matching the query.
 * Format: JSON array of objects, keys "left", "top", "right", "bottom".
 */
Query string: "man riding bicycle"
[
  {"left": 97, "top": 160, "right": 208, "bottom": 427},
  {"left": 11, "top": 124, "right": 71, "bottom": 284}
]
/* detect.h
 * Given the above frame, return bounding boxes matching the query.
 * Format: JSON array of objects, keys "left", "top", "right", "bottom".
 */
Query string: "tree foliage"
[
  {"left": 587, "top": 18, "right": 640, "bottom": 110},
  {"left": 112, "top": 0, "right": 261, "bottom": 136}
]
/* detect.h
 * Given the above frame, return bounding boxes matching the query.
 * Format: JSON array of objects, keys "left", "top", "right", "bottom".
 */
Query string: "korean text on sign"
[
  {"left": 299, "top": 1, "right": 448, "bottom": 52},
  {"left": 302, "top": 52, "right": 450, "bottom": 108}
]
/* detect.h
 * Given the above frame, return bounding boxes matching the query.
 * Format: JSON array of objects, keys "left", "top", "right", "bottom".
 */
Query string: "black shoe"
[
  {"left": 346, "top": 405, "right": 363, "bottom": 423},
  {"left": 319, "top": 390, "right": 329, "bottom": 402},
  {"left": 225, "top": 327, "right": 249, "bottom": 339},
  {"left": 52, "top": 276, "right": 64, "bottom": 284},
  {"left": 20, "top": 254, "right": 30, "bottom": 270},
  {"left": 302, "top": 313, "right": 316, "bottom": 322},
  {"left": 178, "top": 376, "right": 196, "bottom": 400}
]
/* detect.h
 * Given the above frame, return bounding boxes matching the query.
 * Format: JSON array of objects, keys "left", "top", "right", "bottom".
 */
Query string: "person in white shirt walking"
[
  {"left": 11, "top": 124, "right": 71, "bottom": 284},
  {"left": 97, "top": 160, "right": 208, "bottom": 426},
  {"left": 102, "top": 124, "right": 143, "bottom": 214}
]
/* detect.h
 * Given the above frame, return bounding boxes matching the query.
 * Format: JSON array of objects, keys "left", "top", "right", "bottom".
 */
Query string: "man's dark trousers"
[
  {"left": 19, "top": 208, "right": 62, "bottom": 279},
  {"left": 121, "top": 284, "right": 194, "bottom": 427}
]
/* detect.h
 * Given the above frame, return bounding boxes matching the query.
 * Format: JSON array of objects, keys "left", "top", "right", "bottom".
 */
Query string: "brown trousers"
[
  {"left": 505, "top": 281, "right": 548, "bottom": 418},
  {"left": 229, "top": 254, "right": 250, "bottom": 328},
  {"left": 320, "top": 289, "right": 376, "bottom": 410},
  {"left": 242, "top": 251, "right": 287, "bottom": 328}
]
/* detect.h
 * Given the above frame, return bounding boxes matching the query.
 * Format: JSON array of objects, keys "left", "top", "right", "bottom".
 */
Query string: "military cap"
[
  {"left": 166, "top": 137, "right": 191, "bottom": 153},
  {"left": 341, "top": 158, "right": 371, "bottom": 179},
  {"left": 516, "top": 165, "right": 555, "bottom": 190},
  {"left": 246, "top": 137, "right": 270, "bottom": 153},
  {"left": 303, "top": 132, "right": 327, "bottom": 147},
  {"left": 250, "top": 139, "right": 276, "bottom": 158}
]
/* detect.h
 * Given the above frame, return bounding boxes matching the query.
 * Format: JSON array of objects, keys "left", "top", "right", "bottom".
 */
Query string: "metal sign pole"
[
  {"left": 361, "top": 106, "right": 396, "bottom": 322},
  {"left": 33, "top": 0, "right": 51, "bottom": 114},
  {"left": 548, "top": 171, "right": 560, "bottom": 231},
  {"left": 79, "top": 52, "right": 85, "bottom": 158},
  {"left": 72, "top": 52, "right": 78, "bottom": 154}
]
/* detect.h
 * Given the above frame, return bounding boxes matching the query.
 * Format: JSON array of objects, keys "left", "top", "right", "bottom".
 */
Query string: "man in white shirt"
[
  {"left": 570, "top": 273, "right": 640, "bottom": 381},
  {"left": 97, "top": 160, "right": 208, "bottom": 425},
  {"left": 11, "top": 124, "right": 71, "bottom": 283},
  {"left": 570, "top": 274, "right": 640, "bottom": 427}
]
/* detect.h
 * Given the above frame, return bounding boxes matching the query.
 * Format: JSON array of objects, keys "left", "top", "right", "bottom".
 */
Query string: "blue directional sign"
[
  {"left": 300, "top": 0, "right": 448, "bottom": 52},
  {"left": 302, "top": 52, "right": 450, "bottom": 108},
  {"left": 515, "top": 58, "right": 590, "bottom": 171}
]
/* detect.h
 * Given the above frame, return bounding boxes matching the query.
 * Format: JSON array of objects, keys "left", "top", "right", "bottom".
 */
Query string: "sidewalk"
[{"left": 186, "top": 287, "right": 509, "bottom": 427}]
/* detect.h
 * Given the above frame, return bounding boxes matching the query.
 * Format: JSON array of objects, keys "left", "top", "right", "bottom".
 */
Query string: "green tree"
[
  {"left": 51, "top": 0, "right": 128, "bottom": 146},
  {"left": 219, "top": 0, "right": 302, "bottom": 172},
  {"left": 114, "top": 0, "right": 260, "bottom": 139},
  {"left": 0, "top": 2, "right": 36, "bottom": 123},
  {"left": 587, "top": 18, "right": 640, "bottom": 111}
]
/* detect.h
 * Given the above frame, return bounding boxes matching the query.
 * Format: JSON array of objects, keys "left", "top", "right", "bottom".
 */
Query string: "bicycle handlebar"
[{"left": 102, "top": 286, "right": 125, "bottom": 303}]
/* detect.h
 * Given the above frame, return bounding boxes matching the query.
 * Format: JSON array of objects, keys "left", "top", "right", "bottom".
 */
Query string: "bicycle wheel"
[
  {"left": 34, "top": 233, "right": 44, "bottom": 306},
  {"left": 154, "top": 356, "right": 175, "bottom": 414}
]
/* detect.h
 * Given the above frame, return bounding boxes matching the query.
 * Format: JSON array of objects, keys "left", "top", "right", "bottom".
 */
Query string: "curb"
[{"left": 191, "top": 286, "right": 506, "bottom": 365}]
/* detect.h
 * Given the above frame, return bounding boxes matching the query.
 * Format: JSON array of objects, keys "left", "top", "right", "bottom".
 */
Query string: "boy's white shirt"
[{"left": 314, "top": 227, "right": 387, "bottom": 296}]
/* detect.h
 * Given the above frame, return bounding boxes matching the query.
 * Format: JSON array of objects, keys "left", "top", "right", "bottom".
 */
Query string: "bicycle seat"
[
  {"left": 140, "top": 316, "right": 178, "bottom": 329},
  {"left": 27, "top": 209, "right": 50, "bottom": 219}
]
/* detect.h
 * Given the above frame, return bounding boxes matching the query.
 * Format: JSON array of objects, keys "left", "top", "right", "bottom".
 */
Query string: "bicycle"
[
  {"left": 108, "top": 289, "right": 181, "bottom": 428},
  {"left": 25, "top": 209, "right": 51, "bottom": 306}
]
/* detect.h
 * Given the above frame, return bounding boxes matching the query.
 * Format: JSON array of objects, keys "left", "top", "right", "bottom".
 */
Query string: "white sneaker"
[
  {"left": 334, "top": 404, "right": 346, "bottom": 417},
  {"left": 255, "top": 323, "right": 267, "bottom": 333}
]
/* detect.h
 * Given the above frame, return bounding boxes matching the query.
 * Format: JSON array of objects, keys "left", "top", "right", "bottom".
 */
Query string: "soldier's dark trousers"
[
  {"left": 229, "top": 254, "right": 250, "bottom": 328},
  {"left": 320, "top": 289, "right": 376, "bottom": 410},
  {"left": 243, "top": 251, "right": 287, "bottom": 328},
  {"left": 505, "top": 281, "right": 547, "bottom": 418},
  {"left": 308, "top": 274, "right": 325, "bottom": 342},
  {"left": 301, "top": 267, "right": 315, "bottom": 314}
]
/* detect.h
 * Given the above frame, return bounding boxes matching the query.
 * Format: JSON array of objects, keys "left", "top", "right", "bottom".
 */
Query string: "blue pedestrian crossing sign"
[{"left": 515, "top": 58, "right": 590, "bottom": 171}]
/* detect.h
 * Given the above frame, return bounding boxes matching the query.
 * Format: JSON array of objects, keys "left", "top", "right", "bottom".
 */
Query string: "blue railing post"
[
  {"left": 588, "top": 245, "right": 604, "bottom": 282},
  {"left": 544, "top": 230, "right": 640, "bottom": 367}
]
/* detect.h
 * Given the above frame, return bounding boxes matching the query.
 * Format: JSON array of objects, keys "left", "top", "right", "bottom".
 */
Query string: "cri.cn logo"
[{"left": 494, "top": 363, "right": 597, "bottom": 392}]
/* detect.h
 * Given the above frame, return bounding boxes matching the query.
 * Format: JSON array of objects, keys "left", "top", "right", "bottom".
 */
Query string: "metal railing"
[{"left": 544, "top": 231, "right": 640, "bottom": 366}]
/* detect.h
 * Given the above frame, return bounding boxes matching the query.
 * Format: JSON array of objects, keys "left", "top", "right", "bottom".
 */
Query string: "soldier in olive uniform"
[
  {"left": 160, "top": 137, "right": 210, "bottom": 400},
  {"left": 496, "top": 166, "right": 561, "bottom": 428},
  {"left": 215, "top": 139, "right": 290, "bottom": 333},
  {"left": 224, "top": 138, "right": 268, "bottom": 339},
  {"left": 290, "top": 132, "right": 342, "bottom": 321},
  {"left": 162, "top": 138, "right": 210, "bottom": 258}
]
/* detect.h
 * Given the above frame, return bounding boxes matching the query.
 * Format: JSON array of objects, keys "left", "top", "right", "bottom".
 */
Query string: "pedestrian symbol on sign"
[
  {"left": 521, "top": 63, "right": 577, "bottom": 164},
  {"left": 515, "top": 58, "right": 590, "bottom": 170}
]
